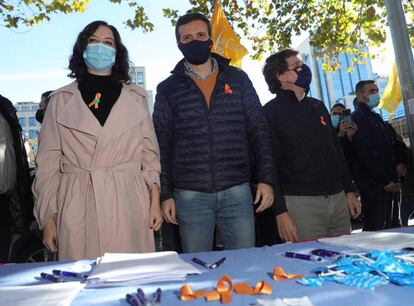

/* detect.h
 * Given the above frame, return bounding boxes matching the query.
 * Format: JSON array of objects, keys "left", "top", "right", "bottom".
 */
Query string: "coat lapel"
[
  {"left": 56, "top": 82, "right": 102, "bottom": 137},
  {"left": 92, "top": 84, "right": 148, "bottom": 159}
]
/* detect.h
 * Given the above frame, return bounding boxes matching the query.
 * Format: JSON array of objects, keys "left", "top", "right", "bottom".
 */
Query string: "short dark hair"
[
  {"left": 41, "top": 91, "right": 53, "bottom": 99},
  {"left": 175, "top": 12, "right": 212, "bottom": 41},
  {"left": 263, "top": 49, "right": 299, "bottom": 94},
  {"left": 355, "top": 80, "right": 376, "bottom": 93},
  {"left": 330, "top": 103, "right": 346, "bottom": 112},
  {"left": 68, "top": 20, "right": 131, "bottom": 83}
]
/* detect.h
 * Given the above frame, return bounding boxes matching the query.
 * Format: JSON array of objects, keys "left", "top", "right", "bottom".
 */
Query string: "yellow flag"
[
  {"left": 211, "top": 1, "right": 248, "bottom": 67},
  {"left": 379, "top": 62, "right": 403, "bottom": 120}
]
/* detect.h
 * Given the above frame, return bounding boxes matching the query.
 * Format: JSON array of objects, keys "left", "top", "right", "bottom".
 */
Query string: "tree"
[{"left": 2, "top": 0, "right": 413, "bottom": 68}]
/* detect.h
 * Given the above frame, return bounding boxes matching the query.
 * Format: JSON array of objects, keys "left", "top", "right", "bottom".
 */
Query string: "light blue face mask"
[
  {"left": 331, "top": 114, "right": 340, "bottom": 128},
  {"left": 83, "top": 43, "right": 116, "bottom": 72},
  {"left": 368, "top": 93, "right": 380, "bottom": 109}
]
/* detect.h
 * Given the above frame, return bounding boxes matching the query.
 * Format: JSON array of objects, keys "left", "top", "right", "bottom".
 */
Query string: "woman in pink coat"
[{"left": 33, "top": 21, "right": 163, "bottom": 260}]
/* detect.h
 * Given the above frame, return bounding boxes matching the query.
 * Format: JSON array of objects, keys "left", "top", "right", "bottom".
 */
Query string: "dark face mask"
[
  {"left": 178, "top": 39, "right": 212, "bottom": 65},
  {"left": 35, "top": 108, "right": 45, "bottom": 124},
  {"left": 294, "top": 63, "right": 312, "bottom": 89}
]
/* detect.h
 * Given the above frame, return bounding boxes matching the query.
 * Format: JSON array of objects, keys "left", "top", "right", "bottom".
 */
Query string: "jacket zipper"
[{"left": 188, "top": 75, "right": 221, "bottom": 192}]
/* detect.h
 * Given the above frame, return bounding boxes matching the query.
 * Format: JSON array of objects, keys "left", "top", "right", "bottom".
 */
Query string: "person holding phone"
[
  {"left": 330, "top": 103, "right": 358, "bottom": 141},
  {"left": 330, "top": 103, "right": 358, "bottom": 169}
]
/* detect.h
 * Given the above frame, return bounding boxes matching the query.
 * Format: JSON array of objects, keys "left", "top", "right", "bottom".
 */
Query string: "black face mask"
[
  {"left": 35, "top": 108, "right": 45, "bottom": 124},
  {"left": 294, "top": 63, "right": 312, "bottom": 89},
  {"left": 178, "top": 39, "right": 212, "bottom": 65}
]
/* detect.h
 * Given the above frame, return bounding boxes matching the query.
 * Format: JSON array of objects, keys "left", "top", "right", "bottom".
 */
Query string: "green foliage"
[
  {"left": 0, "top": 0, "right": 89, "bottom": 27},
  {"left": 2, "top": 0, "right": 413, "bottom": 70}
]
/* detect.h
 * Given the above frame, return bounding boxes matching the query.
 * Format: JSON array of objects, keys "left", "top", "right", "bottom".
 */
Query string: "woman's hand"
[
  {"left": 149, "top": 184, "right": 163, "bottom": 231},
  {"left": 42, "top": 218, "right": 58, "bottom": 253}
]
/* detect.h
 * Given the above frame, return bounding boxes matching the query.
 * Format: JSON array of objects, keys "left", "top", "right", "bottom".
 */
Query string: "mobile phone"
[{"left": 341, "top": 109, "right": 352, "bottom": 124}]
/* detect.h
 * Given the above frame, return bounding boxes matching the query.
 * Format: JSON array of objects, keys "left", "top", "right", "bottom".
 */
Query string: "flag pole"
[{"left": 385, "top": 0, "right": 414, "bottom": 156}]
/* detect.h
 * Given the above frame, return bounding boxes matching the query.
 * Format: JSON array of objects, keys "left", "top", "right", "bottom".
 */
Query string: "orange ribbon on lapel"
[
  {"left": 273, "top": 266, "right": 304, "bottom": 281},
  {"left": 180, "top": 275, "right": 272, "bottom": 304}
]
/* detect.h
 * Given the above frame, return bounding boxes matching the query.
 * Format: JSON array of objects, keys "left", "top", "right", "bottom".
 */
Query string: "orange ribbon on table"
[
  {"left": 273, "top": 266, "right": 304, "bottom": 281},
  {"left": 180, "top": 275, "right": 233, "bottom": 304},
  {"left": 180, "top": 275, "right": 272, "bottom": 304},
  {"left": 233, "top": 280, "right": 272, "bottom": 295}
]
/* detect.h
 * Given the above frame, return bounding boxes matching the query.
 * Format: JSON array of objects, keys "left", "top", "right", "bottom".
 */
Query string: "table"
[{"left": 1, "top": 227, "right": 413, "bottom": 306}]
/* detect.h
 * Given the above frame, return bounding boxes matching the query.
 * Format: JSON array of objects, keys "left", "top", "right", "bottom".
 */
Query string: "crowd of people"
[{"left": 1, "top": 12, "right": 413, "bottom": 262}]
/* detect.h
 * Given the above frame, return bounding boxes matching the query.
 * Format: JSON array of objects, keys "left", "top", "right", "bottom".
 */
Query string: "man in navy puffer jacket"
[{"left": 153, "top": 12, "right": 274, "bottom": 253}]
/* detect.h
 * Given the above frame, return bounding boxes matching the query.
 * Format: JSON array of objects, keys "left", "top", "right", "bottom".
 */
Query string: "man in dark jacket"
[
  {"left": 263, "top": 49, "right": 361, "bottom": 242},
  {"left": 0, "top": 95, "right": 33, "bottom": 262},
  {"left": 153, "top": 12, "right": 274, "bottom": 253},
  {"left": 352, "top": 80, "right": 405, "bottom": 230}
]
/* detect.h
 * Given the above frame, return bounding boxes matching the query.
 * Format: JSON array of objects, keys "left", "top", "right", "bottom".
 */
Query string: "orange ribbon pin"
[
  {"left": 224, "top": 84, "right": 233, "bottom": 94},
  {"left": 273, "top": 266, "right": 304, "bottom": 281},
  {"left": 88, "top": 92, "right": 102, "bottom": 109}
]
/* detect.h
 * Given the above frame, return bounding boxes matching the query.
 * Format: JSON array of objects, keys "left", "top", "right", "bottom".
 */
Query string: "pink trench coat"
[{"left": 33, "top": 81, "right": 161, "bottom": 260}]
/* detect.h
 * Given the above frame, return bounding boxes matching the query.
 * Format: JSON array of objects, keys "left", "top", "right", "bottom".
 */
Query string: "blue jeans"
[
  {"left": 401, "top": 196, "right": 414, "bottom": 226},
  {"left": 174, "top": 183, "right": 255, "bottom": 253}
]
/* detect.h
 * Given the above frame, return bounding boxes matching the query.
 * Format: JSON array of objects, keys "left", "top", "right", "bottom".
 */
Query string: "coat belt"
[{"left": 60, "top": 160, "right": 142, "bottom": 255}]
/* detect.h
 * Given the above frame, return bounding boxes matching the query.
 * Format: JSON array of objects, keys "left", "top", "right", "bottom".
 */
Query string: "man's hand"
[
  {"left": 161, "top": 198, "right": 178, "bottom": 225},
  {"left": 280, "top": 81, "right": 306, "bottom": 101},
  {"left": 384, "top": 182, "right": 401, "bottom": 193},
  {"left": 345, "top": 192, "right": 361, "bottom": 219},
  {"left": 254, "top": 183, "right": 274, "bottom": 213},
  {"left": 276, "top": 212, "right": 298, "bottom": 242},
  {"left": 42, "top": 218, "right": 58, "bottom": 253},
  {"left": 396, "top": 163, "right": 407, "bottom": 178}
]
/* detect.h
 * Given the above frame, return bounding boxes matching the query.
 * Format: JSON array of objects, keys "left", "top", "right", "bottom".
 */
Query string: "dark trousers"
[
  {"left": 255, "top": 208, "right": 281, "bottom": 246},
  {"left": 385, "top": 192, "right": 402, "bottom": 228},
  {"left": 160, "top": 222, "right": 182, "bottom": 253},
  {"left": 358, "top": 181, "right": 392, "bottom": 231},
  {"left": 0, "top": 194, "right": 11, "bottom": 263}
]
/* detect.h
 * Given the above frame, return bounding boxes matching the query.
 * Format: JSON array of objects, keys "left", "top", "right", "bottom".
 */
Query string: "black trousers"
[
  {"left": 358, "top": 181, "right": 393, "bottom": 231},
  {"left": 0, "top": 194, "right": 11, "bottom": 263}
]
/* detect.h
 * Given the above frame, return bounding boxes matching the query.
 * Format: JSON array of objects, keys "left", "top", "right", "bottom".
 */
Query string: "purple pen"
[
  {"left": 126, "top": 293, "right": 140, "bottom": 306},
  {"left": 284, "top": 252, "right": 323, "bottom": 262},
  {"left": 40, "top": 272, "right": 63, "bottom": 283},
  {"left": 311, "top": 249, "right": 342, "bottom": 258},
  {"left": 136, "top": 288, "right": 147, "bottom": 305},
  {"left": 153, "top": 288, "right": 162, "bottom": 304},
  {"left": 52, "top": 269, "right": 87, "bottom": 278}
]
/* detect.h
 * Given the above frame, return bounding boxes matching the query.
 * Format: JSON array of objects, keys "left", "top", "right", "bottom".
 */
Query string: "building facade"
[
  {"left": 297, "top": 38, "right": 375, "bottom": 110},
  {"left": 15, "top": 101, "right": 41, "bottom": 140},
  {"left": 129, "top": 66, "right": 154, "bottom": 114}
]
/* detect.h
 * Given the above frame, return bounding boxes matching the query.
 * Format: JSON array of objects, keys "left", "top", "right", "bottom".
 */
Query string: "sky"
[{"left": 0, "top": 0, "right": 396, "bottom": 105}]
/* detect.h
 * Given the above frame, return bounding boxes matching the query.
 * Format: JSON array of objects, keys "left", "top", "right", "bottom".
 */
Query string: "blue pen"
[
  {"left": 284, "top": 252, "right": 323, "bottom": 262},
  {"left": 192, "top": 257, "right": 226, "bottom": 269},
  {"left": 192, "top": 257, "right": 211, "bottom": 269},
  {"left": 52, "top": 269, "right": 87, "bottom": 278},
  {"left": 40, "top": 272, "right": 63, "bottom": 283},
  {"left": 126, "top": 293, "right": 141, "bottom": 306},
  {"left": 210, "top": 257, "right": 226, "bottom": 269}
]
